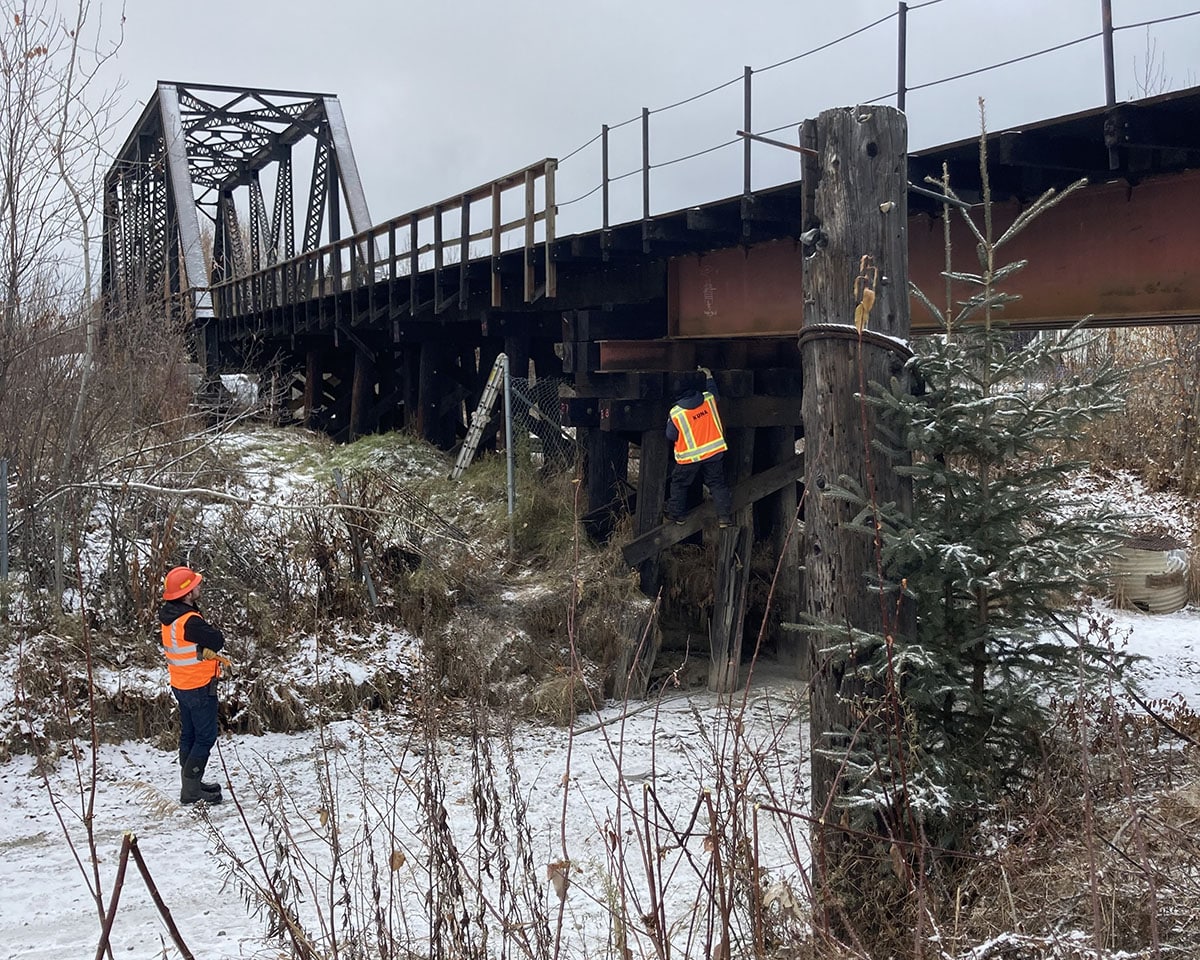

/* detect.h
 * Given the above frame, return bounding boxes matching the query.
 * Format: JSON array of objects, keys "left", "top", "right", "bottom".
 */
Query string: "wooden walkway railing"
[{"left": 212, "top": 158, "right": 557, "bottom": 319}]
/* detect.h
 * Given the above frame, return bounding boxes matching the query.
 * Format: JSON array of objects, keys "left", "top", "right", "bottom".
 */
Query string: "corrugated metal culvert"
[{"left": 1112, "top": 535, "right": 1190, "bottom": 614}]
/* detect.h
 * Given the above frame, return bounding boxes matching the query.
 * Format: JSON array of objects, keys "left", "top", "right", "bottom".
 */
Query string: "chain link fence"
[{"left": 508, "top": 376, "right": 575, "bottom": 473}]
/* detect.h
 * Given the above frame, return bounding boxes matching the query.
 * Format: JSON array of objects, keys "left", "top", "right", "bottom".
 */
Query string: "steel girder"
[{"left": 102, "top": 82, "right": 373, "bottom": 351}]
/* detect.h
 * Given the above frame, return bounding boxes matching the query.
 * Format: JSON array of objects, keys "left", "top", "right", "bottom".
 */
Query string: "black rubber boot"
[
  {"left": 181, "top": 766, "right": 222, "bottom": 805},
  {"left": 180, "top": 750, "right": 221, "bottom": 795},
  {"left": 180, "top": 770, "right": 205, "bottom": 805}
]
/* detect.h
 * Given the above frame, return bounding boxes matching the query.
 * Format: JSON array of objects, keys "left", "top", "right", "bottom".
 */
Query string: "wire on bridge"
[
  {"left": 550, "top": 2, "right": 1200, "bottom": 225},
  {"left": 757, "top": 10, "right": 897, "bottom": 74},
  {"left": 1115, "top": 8, "right": 1200, "bottom": 32},
  {"left": 650, "top": 74, "right": 743, "bottom": 116},
  {"left": 651, "top": 137, "right": 741, "bottom": 170},
  {"left": 906, "top": 31, "right": 1103, "bottom": 94},
  {"left": 560, "top": 130, "right": 603, "bottom": 164}
]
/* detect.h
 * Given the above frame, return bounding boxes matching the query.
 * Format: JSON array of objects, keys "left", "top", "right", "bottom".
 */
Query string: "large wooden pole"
[
  {"left": 302, "top": 347, "right": 324, "bottom": 427},
  {"left": 799, "top": 104, "right": 914, "bottom": 927},
  {"left": 349, "top": 345, "right": 375, "bottom": 440}
]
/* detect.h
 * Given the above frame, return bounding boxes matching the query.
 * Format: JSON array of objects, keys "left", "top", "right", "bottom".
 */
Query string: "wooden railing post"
[
  {"left": 523, "top": 168, "right": 535, "bottom": 302},
  {"left": 544, "top": 160, "right": 557, "bottom": 300},
  {"left": 491, "top": 182, "right": 502, "bottom": 307}
]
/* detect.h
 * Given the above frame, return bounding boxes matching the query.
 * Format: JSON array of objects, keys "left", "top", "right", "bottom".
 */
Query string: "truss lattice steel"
[{"left": 102, "top": 82, "right": 372, "bottom": 368}]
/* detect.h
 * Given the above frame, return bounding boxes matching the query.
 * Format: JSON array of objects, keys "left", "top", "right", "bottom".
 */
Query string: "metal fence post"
[
  {"left": 1101, "top": 0, "right": 1116, "bottom": 108},
  {"left": 743, "top": 66, "right": 753, "bottom": 195},
  {"left": 641, "top": 107, "right": 650, "bottom": 220},
  {"left": 601, "top": 123, "right": 610, "bottom": 230},
  {"left": 1101, "top": 0, "right": 1119, "bottom": 169}
]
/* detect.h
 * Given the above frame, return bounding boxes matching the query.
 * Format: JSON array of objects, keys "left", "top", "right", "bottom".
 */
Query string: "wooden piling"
[
  {"left": 349, "top": 345, "right": 375, "bottom": 439},
  {"left": 799, "top": 103, "right": 914, "bottom": 925},
  {"left": 633, "top": 428, "right": 670, "bottom": 595}
]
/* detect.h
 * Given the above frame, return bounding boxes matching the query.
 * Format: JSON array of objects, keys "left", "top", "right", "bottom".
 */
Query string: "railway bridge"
[{"left": 101, "top": 61, "right": 1200, "bottom": 683}]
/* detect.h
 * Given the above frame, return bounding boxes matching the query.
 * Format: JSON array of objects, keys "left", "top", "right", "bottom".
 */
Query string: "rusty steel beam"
[
  {"left": 598, "top": 336, "right": 800, "bottom": 372},
  {"left": 669, "top": 168, "right": 1200, "bottom": 337}
]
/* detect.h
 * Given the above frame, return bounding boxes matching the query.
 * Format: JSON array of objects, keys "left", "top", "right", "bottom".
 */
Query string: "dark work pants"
[
  {"left": 666, "top": 452, "right": 733, "bottom": 520},
  {"left": 173, "top": 683, "right": 218, "bottom": 775}
]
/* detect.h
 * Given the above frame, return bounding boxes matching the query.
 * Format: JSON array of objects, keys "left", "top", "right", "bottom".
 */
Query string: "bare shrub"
[{"left": 1075, "top": 326, "right": 1200, "bottom": 494}]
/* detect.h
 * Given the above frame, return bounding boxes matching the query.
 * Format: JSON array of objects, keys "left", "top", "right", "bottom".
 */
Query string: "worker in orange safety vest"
[
  {"left": 664, "top": 366, "right": 734, "bottom": 527},
  {"left": 159, "top": 565, "right": 226, "bottom": 805}
]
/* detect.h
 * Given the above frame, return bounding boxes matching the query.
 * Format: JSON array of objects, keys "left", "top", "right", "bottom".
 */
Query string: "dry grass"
[{"left": 1075, "top": 326, "right": 1200, "bottom": 495}]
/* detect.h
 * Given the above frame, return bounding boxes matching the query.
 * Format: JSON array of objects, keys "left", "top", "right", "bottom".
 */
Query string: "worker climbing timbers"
[
  {"left": 159, "top": 565, "right": 227, "bottom": 805},
  {"left": 664, "top": 365, "right": 734, "bottom": 528}
]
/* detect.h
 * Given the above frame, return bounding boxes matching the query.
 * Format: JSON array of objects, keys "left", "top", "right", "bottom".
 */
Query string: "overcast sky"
[{"left": 106, "top": 0, "right": 1200, "bottom": 235}]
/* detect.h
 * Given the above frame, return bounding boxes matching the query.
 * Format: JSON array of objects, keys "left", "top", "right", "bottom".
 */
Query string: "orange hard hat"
[{"left": 163, "top": 566, "right": 203, "bottom": 601}]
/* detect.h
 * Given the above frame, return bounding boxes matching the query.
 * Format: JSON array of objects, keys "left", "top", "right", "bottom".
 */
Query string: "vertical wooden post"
[
  {"left": 634, "top": 429, "right": 670, "bottom": 596},
  {"left": 708, "top": 426, "right": 755, "bottom": 693},
  {"left": 799, "top": 104, "right": 913, "bottom": 926},
  {"left": 373, "top": 348, "right": 401, "bottom": 433},
  {"left": 530, "top": 337, "right": 560, "bottom": 383},
  {"left": 584, "top": 429, "right": 628, "bottom": 513},
  {"left": 418, "top": 338, "right": 456, "bottom": 450},
  {"left": 303, "top": 347, "right": 323, "bottom": 427},
  {"left": 501, "top": 335, "right": 531, "bottom": 461},
  {"left": 759, "top": 425, "right": 803, "bottom": 674},
  {"left": 400, "top": 346, "right": 420, "bottom": 431},
  {"left": 349, "top": 346, "right": 375, "bottom": 440},
  {"left": 503, "top": 335, "right": 530, "bottom": 384},
  {"left": 709, "top": 425, "right": 754, "bottom": 694}
]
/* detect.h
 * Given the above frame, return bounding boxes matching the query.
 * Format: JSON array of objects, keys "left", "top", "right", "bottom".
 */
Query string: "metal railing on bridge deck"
[{"left": 212, "top": 158, "right": 557, "bottom": 320}]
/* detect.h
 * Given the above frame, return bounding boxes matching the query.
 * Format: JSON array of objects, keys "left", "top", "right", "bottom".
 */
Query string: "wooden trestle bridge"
[{"left": 102, "top": 79, "right": 1200, "bottom": 684}]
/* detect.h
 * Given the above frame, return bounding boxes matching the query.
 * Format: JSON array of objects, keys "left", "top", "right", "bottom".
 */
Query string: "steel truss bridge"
[{"left": 101, "top": 12, "right": 1200, "bottom": 671}]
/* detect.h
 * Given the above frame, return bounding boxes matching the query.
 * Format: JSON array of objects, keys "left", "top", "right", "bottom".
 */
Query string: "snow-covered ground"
[
  {"left": 1, "top": 424, "right": 1197, "bottom": 959},
  {"left": 0, "top": 607, "right": 1196, "bottom": 960},
  {"left": 0, "top": 673, "right": 810, "bottom": 959}
]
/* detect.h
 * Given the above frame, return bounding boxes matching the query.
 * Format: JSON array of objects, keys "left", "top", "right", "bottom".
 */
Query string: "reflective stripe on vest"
[
  {"left": 670, "top": 393, "right": 727, "bottom": 463},
  {"left": 161, "top": 611, "right": 218, "bottom": 690}
]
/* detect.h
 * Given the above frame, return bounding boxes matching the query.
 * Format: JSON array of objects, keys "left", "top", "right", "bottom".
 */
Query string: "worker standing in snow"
[
  {"left": 159, "top": 565, "right": 226, "bottom": 805},
  {"left": 664, "top": 366, "right": 734, "bottom": 528}
]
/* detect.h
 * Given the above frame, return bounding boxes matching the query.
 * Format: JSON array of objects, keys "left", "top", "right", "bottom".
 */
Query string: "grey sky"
[{"left": 109, "top": 0, "right": 1200, "bottom": 237}]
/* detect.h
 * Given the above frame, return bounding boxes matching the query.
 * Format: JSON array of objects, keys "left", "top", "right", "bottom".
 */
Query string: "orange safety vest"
[
  {"left": 670, "top": 393, "right": 727, "bottom": 463},
  {"left": 161, "top": 610, "right": 220, "bottom": 691}
]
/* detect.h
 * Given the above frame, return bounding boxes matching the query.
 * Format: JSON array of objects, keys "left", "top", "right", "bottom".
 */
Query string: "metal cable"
[
  {"left": 549, "top": 1, "right": 1200, "bottom": 222},
  {"left": 556, "top": 181, "right": 605, "bottom": 208},
  {"left": 1115, "top": 8, "right": 1200, "bottom": 31},
  {"left": 560, "top": 130, "right": 603, "bottom": 164},
  {"left": 650, "top": 137, "right": 740, "bottom": 170},
  {"left": 756, "top": 119, "right": 802, "bottom": 137},
  {"left": 758, "top": 10, "right": 898, "bottom": 73},
  {"left": 907, "top": 31, "right": 1102, "bottom": 93},
  {"left": 649, "top": 74, "right": 743, "bottom": 115}
]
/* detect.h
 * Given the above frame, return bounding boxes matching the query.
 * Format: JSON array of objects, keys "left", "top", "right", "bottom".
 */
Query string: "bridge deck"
[{"left": 211, "top": 85, "right": 1200, "bottom": 355}]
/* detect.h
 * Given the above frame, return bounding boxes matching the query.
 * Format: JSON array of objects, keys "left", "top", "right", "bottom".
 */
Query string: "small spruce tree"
[{"left": 822, "top": 107, "right": 1132, "bottom": 851}]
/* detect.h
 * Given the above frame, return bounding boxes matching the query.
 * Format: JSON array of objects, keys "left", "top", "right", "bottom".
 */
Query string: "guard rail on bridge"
[{"left": 212, "top": 159, "right": 557, "bottom": 321}]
